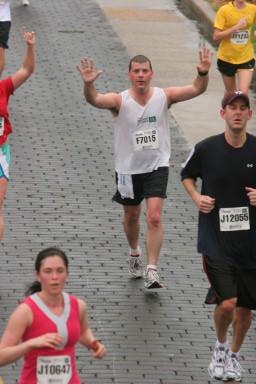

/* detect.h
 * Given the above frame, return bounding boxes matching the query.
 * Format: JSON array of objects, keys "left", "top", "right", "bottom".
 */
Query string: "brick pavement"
[{"left": 0, "top": 0, "right": 255, "bottom": 383}]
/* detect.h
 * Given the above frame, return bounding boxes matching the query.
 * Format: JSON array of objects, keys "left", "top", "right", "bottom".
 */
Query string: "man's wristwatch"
[{"left": 197, "top": 69, "right": 209, "bottom": 76}]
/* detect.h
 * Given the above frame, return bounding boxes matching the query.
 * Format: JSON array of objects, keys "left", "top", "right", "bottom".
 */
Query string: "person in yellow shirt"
[{"left": 213, "top": 0, "right": 256, "bottom": 94}]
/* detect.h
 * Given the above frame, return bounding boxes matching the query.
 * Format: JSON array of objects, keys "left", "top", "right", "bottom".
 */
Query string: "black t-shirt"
[{"left": 181, "top": 133, "right": 256, "bottom": 268}]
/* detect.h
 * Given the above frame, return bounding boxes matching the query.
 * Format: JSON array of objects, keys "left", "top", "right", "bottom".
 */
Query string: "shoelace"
[
  {"left": 215, "top": 347, "right": 226, "bottom": 364},
  {"left": 147, "top": 268, "right": 159, "bottom": 281},
  {"left": 130, "top": 257, "right": 141, "bottom": 269},
  {"left": 227, "top": 356, "right": 241, "bottom": 372}
]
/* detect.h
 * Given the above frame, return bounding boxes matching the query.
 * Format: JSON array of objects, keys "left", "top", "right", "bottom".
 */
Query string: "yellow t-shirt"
[{"left": 214, "top": 1, "right": 256, "bottom": 64}]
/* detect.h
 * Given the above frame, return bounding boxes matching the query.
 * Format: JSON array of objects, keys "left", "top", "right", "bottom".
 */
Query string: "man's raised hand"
[{"left": 77, "top": 58, "right": 103, "bottom": 84}]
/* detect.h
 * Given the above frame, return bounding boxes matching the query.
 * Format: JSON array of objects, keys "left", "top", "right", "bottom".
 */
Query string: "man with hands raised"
[{"left": 77, "top": 48, "right": 211, "bottom": 290}]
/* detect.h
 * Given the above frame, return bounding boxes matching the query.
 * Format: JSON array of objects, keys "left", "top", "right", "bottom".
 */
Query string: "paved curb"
[
  {"left": 188, "top": 0, "right": 215, "bottom": 23},
  {"left": 183, "top": 0, "right": 215, "bottom": 43},
  {"left": 0, "top": 2, "right": 255, "bottom": 383}
]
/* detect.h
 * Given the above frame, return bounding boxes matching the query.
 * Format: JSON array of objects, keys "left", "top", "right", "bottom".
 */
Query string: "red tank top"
[
  {"left": 19, "top": 292, "right": 81, "bottom": 384},
  {"left": 0, "top": 77, "right": 13, "bottom": 146}
]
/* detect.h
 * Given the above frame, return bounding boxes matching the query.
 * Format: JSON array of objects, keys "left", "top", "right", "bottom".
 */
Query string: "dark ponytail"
[{"left": 25, "top": 281, "right": 42, "bottom": 296}]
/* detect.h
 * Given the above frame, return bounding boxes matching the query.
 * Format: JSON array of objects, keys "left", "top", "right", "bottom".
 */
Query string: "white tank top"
[
  {"left": 0, "top": 2, "right": 11, "bottom": 22},
  {"left": 114, "top": 87, "right": 171, "bottom": 174}
]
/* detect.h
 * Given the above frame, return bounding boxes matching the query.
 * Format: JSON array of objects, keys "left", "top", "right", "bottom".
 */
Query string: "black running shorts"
[
  {"left": 217, "top": 58, "right": 255, "bottom": 77},
  {"left": 0, "top": 21, "right": 11, "bottom": 49},
  {"left": 203, "top": 255, "right": 256, "bottom": 310},
  {"left": 112, "top": 166, "right": 169, "bottom": 206}
]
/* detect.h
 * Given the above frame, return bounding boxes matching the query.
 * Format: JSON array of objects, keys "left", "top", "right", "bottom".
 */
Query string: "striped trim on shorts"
[{"left": 0, "top": 143, "right": 10, "bottom": 180}]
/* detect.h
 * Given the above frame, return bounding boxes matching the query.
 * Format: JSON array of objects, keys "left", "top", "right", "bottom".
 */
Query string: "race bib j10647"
[{"left": 37, "top": 355, "right": 72, "bottom": 384}]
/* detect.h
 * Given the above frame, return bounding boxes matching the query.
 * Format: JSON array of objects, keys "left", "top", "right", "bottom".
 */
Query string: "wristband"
[{"left": 197, "top": 69, "right": 208, "bottom": 76}]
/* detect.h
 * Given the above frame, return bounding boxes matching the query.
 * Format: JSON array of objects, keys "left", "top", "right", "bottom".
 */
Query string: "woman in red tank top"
[
  {"left": 0, "top": 247, "right": 106, "bottom": 383},
  {"left": 0, "top": 28, "right": 36, "bottom": 241}
]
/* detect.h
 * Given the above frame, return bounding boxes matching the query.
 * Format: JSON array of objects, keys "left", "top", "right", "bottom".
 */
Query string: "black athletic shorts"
[
  {"left": 112, "top": 166, "right": 169, "bottom": 206},
  {"left": 203, "top": 255, "right": 256, "bottom": 310},
  {"left": 217, "top": 58, "right": 255, "bottom": 77},
  {"left": 0, "top": 21, "right": 11, "bottom": 49}
]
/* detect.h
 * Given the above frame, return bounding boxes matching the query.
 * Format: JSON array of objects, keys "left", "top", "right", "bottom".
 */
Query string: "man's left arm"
[{"left": 164, "top": 47, "right": 211, "bottom": 105}]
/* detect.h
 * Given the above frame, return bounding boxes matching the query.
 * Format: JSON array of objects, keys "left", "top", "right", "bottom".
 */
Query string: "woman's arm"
[
  {"left": 11, "top": 28, "right": 36, "bottom": 90},
  {"left": 0, "top": 303, "right": 63, "bottom": 366},
  {"left": 213, "top": 18, "right": 247, "bottom": 42},
  {"left": 78, "top": 299, "right": 106, "bottom": 358}
]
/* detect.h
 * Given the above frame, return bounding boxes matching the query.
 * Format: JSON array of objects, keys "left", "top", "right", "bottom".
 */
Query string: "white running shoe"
[
  {"left": 22, "top": 0, "right": 29, "bottom": 5},
  {"left": 223, "top": 353, "right": 242, "bottom": 382},
  {"left": 144, "top": 268, "right": 163, "bottom": 289},
  {"left": 129, "top": 255, "right": 143, "bottom": 278},
  {"left": 208, "top": 343, "right": 228, "bottom": 380}
]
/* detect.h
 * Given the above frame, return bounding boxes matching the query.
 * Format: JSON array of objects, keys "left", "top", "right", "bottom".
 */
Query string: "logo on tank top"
[
  {"left": 246, "top": 163, "right": 254, "bottom": 168},
  {"left": 137, "top": 116, "right": 157, "bottom": 124}
]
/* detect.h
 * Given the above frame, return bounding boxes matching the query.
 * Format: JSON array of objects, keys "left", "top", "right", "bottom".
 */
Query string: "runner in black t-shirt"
[{"left": 181, "top": 91, "right": 256, "bottom": 382}]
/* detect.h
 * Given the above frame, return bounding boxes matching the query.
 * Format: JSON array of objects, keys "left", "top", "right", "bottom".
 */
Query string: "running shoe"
[
  {"left": 129, "top": 255, "right": 143, "bottom": 278},
  {"left": 208, "top": 343, "right": 228, "bottom": 380},
  {"left": 144, "top": 268, "right": 163, "bottom": 289},
  {"left": 223, "top": 353, "right": 242, "bottom": 382},
  {"left": 22, "top": 0, "right": 29, "bottom": 5}
]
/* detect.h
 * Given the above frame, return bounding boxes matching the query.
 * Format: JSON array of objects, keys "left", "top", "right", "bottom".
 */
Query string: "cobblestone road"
[{"left": 0, "top": 1, "right": 255, "bottom": 383}]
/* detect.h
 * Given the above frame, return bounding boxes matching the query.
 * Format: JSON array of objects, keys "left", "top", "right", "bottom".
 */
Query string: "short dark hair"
[{"left": 128, "top": 55, "right": 152, "bottom": 71}]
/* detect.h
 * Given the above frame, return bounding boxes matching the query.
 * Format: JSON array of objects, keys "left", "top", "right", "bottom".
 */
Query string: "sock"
[
  {"left": 216, "top": 340, "right": 229, "bottom": 350},
  {"left": 229, "top": 350, "right": 239, "bottom": 358},
  {"left": 216, "top": 340, "right": 228, "bottom": 346},
  {"left": 147, "top": 264, "right": 157, "bottom": 271},
  {"left": 130, "top": 246, "right": 141, "bottom": 256}
]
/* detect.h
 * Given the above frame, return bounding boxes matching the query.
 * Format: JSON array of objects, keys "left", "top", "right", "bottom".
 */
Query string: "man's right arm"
[
  {"left": 182, "top": 178, "right": 215, "bottom": 214},
  {"left": 84, "top": 81, "right": 120, "bottom": 112},
  {"left": 77, "top": 58, "right": 120, "bottom": 112}
]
